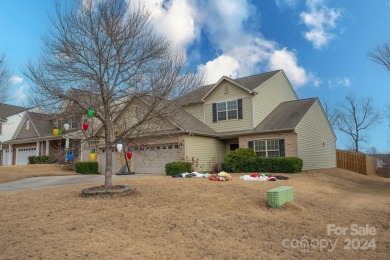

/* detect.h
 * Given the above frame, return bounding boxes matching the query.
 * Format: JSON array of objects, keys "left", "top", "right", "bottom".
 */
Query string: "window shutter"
[
  {"left": 279, "top": 139, "right": 285, "bottom": 157},
  {"left": 212, "top": 103, "right": 217, "bottom": 122},
  {"left": 238, "top": 99, "right": 243, "bottom": 119},
  {"left": 248, "top": 141, "right": 254, "bottom": 150}
]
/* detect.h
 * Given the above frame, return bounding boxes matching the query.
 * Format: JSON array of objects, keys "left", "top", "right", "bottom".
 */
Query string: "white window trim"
[
  {"left": 216, "top": 99, "right": 238, "bottom": 122},
  {"left": 254, "top": 139, "right": 280, "bottom": 157}
]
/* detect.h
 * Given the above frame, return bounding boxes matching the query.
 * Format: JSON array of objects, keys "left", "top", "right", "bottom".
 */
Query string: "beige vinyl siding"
[
  {"left": 204, "top": 81, "right": 253, "bottom": 132},
  {"left": 295, "top": 100, "right": 336, "bottom": 170},
  {"left": 115, "top": 101, "right": 178, "bottom": 132},
  {"left": 253, "top": 71, "right": 298, "bottom": 127},
  {"left": 185, "top": 135, "right": 225, "bottom": 172},
  {"left": 185, "top": 103, "right": 204, "bottom": 123}
]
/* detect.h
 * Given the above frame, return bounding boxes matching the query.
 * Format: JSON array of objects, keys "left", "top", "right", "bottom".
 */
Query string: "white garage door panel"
[
  {"left": 133, "top": 147, "right": 179, "bottom": 174},
  {"left": 2, "top": 150, "right": 10, "bottom": 165},
  {"left": 16, "top": 147, "right": 36, "bottom": 165},
  {"left": 99, "top": 150, "right": 118, "bottom": 174}
]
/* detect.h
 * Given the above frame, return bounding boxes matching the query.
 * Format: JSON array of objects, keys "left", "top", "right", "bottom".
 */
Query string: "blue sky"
[{"left": 0, "top": 0, "right": 390, "bottom": 152}]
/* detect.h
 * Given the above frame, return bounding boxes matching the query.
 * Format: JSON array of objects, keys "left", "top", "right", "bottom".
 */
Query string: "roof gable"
[
  {"left": 0, "top": 103, "right": 28, "bottom": 119},
  {"left": 178, "top": 70, "right": 281, "bottom": 105},
  {"left": 201, "top": 77, "right": 255, "bottom": 101}
]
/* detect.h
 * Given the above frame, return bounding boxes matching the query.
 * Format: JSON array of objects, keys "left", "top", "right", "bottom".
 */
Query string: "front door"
[{"left": 230, "top": 144, "right": 239, "bottom": 151}]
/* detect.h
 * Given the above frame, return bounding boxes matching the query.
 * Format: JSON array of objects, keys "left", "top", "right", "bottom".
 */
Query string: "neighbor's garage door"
[
  {"left": 99, "top": 149, "right": 118, "bottom": 174},
  {"left": 133, "top": 144, "right": 179, "bottom": 174},
  {"left": 2, "top": 149, "right": 10, "bottom": 165},
  {"left": 16, "top": 146, "right": 36, "bottom": 165}
]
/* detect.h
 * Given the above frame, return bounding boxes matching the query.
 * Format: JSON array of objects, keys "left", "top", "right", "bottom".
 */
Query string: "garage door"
[
  {"left": 16, "top": 147, "right": 36, "bottom": 165},
  {"left": 133, "top": 144, "right": 179, "bottom": 174},
  {"left": 99, "top": 149, "right": 118, "bottom": 174}
]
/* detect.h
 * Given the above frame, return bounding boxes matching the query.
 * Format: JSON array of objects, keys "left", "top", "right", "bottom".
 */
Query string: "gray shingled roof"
[
  {"left": 171, "top": 109, "right": 216, "bottom": 136},
  {"left": 233, "top": 70, "right": 281, "bottom": 90},
  {"left": 254, "top": 98, "right": 317, "bottom": 132},
  {"left": 27, "top": 112, "right": 54, "bottom": 137},
  {"left": 0, "top": 103, "right": 28, "bottom": 119},
  {"left": 178, "top": 70, "right": 281, "bottom": 105}
]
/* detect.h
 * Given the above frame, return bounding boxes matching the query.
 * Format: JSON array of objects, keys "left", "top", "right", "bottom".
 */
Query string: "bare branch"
[
  {"left": 0, "top": 54, "right": 10, "bottom": 103},
  {"left": 368, "top": 43, "right": 390, "bottom": 71},
  {"left": 335, "top": 93, "right": 381, "bottom": 153},
  {"left": 23, "top": 0, "right": 203, "bottom": 187}
]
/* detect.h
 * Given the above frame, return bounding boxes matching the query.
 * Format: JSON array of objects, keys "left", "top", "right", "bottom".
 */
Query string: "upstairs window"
[
  {"left": 213, "top": 99, "right": 242, "bottom": 122},
  {"left": 70, "top": 116, "right": 78, "bottom": 129},
  {"left": 0, "top": 123, "right": 2, "bottom": 135}
]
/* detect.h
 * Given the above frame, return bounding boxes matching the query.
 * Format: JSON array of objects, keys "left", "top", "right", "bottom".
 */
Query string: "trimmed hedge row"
[
  {"left": 165, "top": 162, "right": 191, "bottom": 176},
  {"left": 222, "top": 156, "right": 303, "bottom": 173},
  {"left": 28, "top": 156, "right": 57, "bottom": 164},
  {"left": 75, "top": 162, "right": 99, "bottom": 174}
]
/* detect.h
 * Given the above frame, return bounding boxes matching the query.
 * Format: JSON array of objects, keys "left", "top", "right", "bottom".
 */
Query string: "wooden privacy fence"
[{"left": 336, "top": 149, "right": 376, "bottom": 175}]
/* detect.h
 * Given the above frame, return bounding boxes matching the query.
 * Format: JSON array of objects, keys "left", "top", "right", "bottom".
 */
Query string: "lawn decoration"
[
  {"left": 89, "top": 149, "right": 96, "bottom": 161},
  {"left": 82, "top": 120, "right": 89, "bottom": 131},
  {"left": 64, "top": 122, "right": 70, "bottom": 131},
  {"left": 67, "top": 152, "right": 73, "bottom": 161},
  {"left": 126, "top": 147, "right": 133, "bottom": 159},
  {"left": 117, "top": 140, "right": 123, "bottom": 152},
  {"left": 87, "top": 107, "right": 95, "bottom": 119}
]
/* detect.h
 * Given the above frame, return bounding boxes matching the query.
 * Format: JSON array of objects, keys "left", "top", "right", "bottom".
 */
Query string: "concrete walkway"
[{"left": 0, "top": 174, "right": 159, "bottom": 192}]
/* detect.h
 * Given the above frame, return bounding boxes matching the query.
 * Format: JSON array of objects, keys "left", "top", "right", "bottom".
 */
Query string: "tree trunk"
[{"left": 104, "top": 123, "right": 113, "bottom": 187}]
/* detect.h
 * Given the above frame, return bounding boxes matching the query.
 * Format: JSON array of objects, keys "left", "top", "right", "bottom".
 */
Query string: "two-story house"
[
  {"left": 100, "top": 70, "right": 336, "bottom": 174},
  {"left": 0, "top": 103, "right": 29, "bottom": 165}
]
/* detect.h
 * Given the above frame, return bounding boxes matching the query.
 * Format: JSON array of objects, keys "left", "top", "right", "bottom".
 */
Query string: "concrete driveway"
[{"left": 0, "top": 174, "right": 158, "bottom": 192}]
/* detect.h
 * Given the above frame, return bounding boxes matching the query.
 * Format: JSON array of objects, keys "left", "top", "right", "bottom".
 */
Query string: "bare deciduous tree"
[
  {"left": 0, "top": 54, "right": 10, "bottom": 103},
  {"left": 323, "top": 100, "right": 340, "bottom": 127},
  {"left": 24, "top": 0, "right": 203, "bottom": 187},
  {"left": 335, "top": 94, "right": 381, "bottom": 153},
  {"left": 368, "top": 44, "right": 390, "bottom": 71}
]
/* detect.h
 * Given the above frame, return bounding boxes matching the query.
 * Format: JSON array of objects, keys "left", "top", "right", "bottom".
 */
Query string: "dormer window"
[{"left": 212, "top": 99, "right": 243, "bottom": 122}]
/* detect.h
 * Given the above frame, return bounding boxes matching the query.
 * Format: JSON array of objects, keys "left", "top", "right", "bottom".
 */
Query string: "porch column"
[
  {"left": 8, "top": 144, "right": 12, "bottom": 165},
  {"left": 45, "top": 140, "right": 49, "bottom": 155},
  {"left": 65, "top": 138, "right": 69, "bottom": 150},
  {"left": 36, "top": 141, "right": 40, "bottom": 156}
]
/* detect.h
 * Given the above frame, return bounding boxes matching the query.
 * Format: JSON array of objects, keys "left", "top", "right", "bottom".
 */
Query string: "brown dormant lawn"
[
  {"left": 0, "top": 165, "right": 76, "bottom": 183},
  {"left": 0, "top": 168, "right": 389, "bottom": 259}
]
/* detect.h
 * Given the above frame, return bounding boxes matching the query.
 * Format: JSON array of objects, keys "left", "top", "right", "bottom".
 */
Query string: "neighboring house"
[
  {"left": 102, "top": 70, "right": 336, "bottom": 173},
  {"left": 0, "top": 103, "right": 29, "bottom": 165},
  {"left": 1, "top": 111, "right": 83, "bottom": 165}
]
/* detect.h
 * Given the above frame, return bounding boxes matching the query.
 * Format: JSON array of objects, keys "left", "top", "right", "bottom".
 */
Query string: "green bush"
[
  {"left": 75, "top": 162, "right": 99, "bottom": 174},
  {"left": 222, "top": 156, "right": 303, "bottom": 173},
  {"left": 165, "top": 162, "right": 191, "bottom": 176},
  {"left": 28, "top": 155, "right": 56, "bottom": 164},
  {"left": 223, "top": 148, "right": 256, "bottom": 173}
]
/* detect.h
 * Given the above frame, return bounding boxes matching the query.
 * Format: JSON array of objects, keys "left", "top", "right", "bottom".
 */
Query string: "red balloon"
[
  {"left": 126, "top": 151, "right": 133, "bottom": 159},
  {"left": 82, "top": 122, "right": 89, "bottom": 131}
]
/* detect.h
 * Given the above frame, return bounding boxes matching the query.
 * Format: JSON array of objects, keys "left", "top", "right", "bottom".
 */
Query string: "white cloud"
[
  {"left": 139, "top": 0, "right": 319, "bottom": 88},
  {"left": 9, "top": 76, "right": 23, "bottom": 85},
  {"left": 197, "top": 55, "right": 240, "bottom": 84},
  {"left": 141, "top": 0, "right": 198, "bottom": 50},
  {"left": 267, "top": 48, "right": 321, "bottom": 87},
  {"left": 300, "top": 1, "right": 342, "bottom": 49},
  {"left": 328, "top": 77, "right": 351, "bottom": 89},
  {"left": 14, "top": 84, "right": 30, "bottom": 104}
]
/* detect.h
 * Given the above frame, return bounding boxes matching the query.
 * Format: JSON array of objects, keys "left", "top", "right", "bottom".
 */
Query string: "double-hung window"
[
  {"left": 254, "top": 139, "right": 280, "bottom": 157},
  {"left": 217, "top": 100, "right": 237, "bottom": 121}
]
